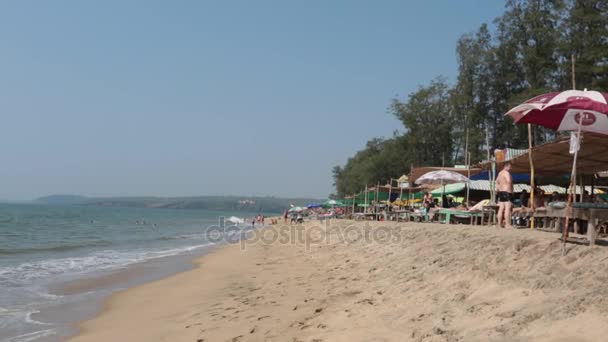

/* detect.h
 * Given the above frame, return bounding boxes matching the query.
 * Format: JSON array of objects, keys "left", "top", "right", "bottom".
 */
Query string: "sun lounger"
[
  {"left": 434, "top": 200, "right": 491, "bottom": 225},
  {"left": 407, "top": 208, "right": 439, "bottom": 222},
  {"left": 435, "top": 209, "right": 484, "bottom": 225}
]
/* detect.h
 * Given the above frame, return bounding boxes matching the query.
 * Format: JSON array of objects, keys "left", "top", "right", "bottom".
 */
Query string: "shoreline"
[
  {"left": 52, "top": 222, "right": 263, "bottom": 342},
  {"left": 34, "top": 243, "right": 219, "bottom": 342},
  {"left": 68, "top": 220, "right": 608, "bottom": 341},
  {"left": 67, "top": 235, "right": 254, "bottom": 342}
]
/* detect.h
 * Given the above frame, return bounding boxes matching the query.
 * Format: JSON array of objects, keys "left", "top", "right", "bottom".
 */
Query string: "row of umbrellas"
[{"left": 289, "top": 199, "right": 346, "bottom": 212}]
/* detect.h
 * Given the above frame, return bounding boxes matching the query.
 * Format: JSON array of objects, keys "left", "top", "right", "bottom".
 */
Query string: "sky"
[{"left": 0, "top": 0, "right": 506, "bottom": 201}]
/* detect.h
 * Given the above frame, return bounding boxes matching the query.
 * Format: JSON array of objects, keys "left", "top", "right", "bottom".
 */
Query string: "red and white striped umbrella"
[
  {"left": 506, "top": 89, "right": 608, "bottom": 135},
  {"left": 507, "top": 89, "right": 608, "bottom": 246}
]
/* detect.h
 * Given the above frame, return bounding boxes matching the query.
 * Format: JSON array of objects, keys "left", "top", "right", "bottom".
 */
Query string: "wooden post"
[
  {"left": 364, "top": 184, "right": 368, "bottom": 211},
  {"left": 466, "top": 152, "right": 471, "bottom": 206},
  {"left": 592, "top": 176, "right": 595, "bottom": 202},
  {"left": 589, "top": 210, "right": 597, "bottom": 246},
  {"left": 528, "top": 124, "right": 535, "bottom": 229},
  {"left": 409, "top": 163, "right": 413, "bottom": 207},
  {"left": 571, "top": 54, "right": 576, "bottom": 91},
  {"left": 580, "top": 176, "right": 584, "bottom": 202},
  {"left": 388, "top": 178, "right": 393, "bottom": 213},
  {"left": 485, "top": 125, "right": 493, "bottom": 202},
  {"left": 563, "top": 118, "right": 584, "bottom": 251},
  {"left": 399, "top": 179, "right": 403, "bottom": 206},
  {"left": 464, "top": 128, "right": 469, "bottom": 166},
  {"left": 375, "top": 182, "right": 379, "bottom": 214}
]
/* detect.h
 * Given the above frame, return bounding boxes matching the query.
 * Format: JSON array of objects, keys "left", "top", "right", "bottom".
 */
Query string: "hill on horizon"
[{"left": 34, "top": 194, "right": 324, "bottom": 213}]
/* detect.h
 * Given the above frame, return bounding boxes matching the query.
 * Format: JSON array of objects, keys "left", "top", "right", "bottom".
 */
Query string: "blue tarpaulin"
[{"left": 470, "top": 171, "right": 530, "bottom": 182}]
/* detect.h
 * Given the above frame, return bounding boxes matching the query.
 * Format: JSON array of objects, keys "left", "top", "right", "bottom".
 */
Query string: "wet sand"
[{"left": 69, "top": 220, "right": 608, "bottom": 342}]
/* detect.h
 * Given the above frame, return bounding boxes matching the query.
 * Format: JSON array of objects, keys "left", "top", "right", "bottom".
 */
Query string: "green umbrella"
[{"left": 323, "top": 199, "right": 345, "bottom": 208}]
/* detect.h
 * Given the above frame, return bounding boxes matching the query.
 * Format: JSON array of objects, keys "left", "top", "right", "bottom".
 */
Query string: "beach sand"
[{"left": 69, "top": 220, "right": 608, "bottom": 342}]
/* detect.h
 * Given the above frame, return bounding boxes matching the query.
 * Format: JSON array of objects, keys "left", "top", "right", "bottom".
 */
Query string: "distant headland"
[{"left": 34, "top": 194, "right": 322, "bottom": 213}]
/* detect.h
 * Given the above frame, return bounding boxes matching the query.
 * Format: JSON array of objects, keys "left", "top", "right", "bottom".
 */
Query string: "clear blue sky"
[{"left": 0, "top": 0, "right": 505, "bottom": 200}]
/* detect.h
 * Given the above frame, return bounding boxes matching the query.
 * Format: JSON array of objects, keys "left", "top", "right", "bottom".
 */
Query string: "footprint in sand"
[{"left": 356, "top": 298, "right": 375, "bottom": 305}]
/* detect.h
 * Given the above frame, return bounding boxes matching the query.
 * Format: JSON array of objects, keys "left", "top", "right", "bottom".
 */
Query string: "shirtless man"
[{"left": 496, "top": 162, "right": 514, "bottom": 228}]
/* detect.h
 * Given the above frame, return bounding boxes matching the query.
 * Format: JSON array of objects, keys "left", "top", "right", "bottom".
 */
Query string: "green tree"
[
  {"left": 391, "top": 78, "right": 454, "bottom": 167},
  {"left": 559, "top": 0, "right": 608, "bottom": 90}
]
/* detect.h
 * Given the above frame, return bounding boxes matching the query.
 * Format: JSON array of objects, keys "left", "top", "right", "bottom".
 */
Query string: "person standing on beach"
[{"left": 496, "top": 162, "right": 513, "bottom": 228}]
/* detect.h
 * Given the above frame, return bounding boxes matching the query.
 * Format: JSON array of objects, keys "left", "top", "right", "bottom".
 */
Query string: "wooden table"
[
  {"left": 481, "top": 205, "right": 498, "bottom": 226},
  {"left": 539, "top": 207, "right": 608, "bottom": 246},
  {"left": 354, "top": 213, "right": 380, "bottom": 221},
  {"left": 390, "top": 210, "right": 412, "bottom": 222}
]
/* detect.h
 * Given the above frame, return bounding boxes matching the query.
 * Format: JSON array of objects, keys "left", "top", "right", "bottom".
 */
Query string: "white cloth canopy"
[{"left": 414, "top": 170, "right": 469, "bottom": 185}]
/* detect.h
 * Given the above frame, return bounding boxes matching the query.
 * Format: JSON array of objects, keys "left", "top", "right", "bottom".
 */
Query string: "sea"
[{"left": 0, "top": 203, "right": 263, "bottom": 342}]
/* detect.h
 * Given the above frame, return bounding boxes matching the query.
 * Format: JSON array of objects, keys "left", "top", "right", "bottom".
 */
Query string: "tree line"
[{"left": 333, "top": 0, "right": 608, "bottom": 198}]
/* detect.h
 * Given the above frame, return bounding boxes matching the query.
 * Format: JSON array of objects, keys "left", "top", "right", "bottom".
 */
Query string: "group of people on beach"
[
  {"left": 418, "top": 161, "right": 517, "bottom": 229},
  {"left": 251, "top": 214, "right": 265, "bottom": 227}
]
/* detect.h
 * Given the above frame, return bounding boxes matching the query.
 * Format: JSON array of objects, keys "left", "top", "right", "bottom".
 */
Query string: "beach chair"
[
  {"left": 408, "top": 208, "right": 436, "bottom": 222},
  {"left": 435, "top": 200, "right": 490, "bottom": 225},
  {"left": 435, "top": 209, "right": 483, "bottom": 225}
]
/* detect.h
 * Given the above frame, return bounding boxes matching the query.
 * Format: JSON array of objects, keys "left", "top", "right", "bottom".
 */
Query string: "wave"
[
  {"left": 0, "top": 241, "right": 113, "bottom": 255},
  {"left": 25, "top": 310, "right": 53, "bottom": 326},
  {"left": 3, "top": 329, "right": 56, "bottom": 342},
  {"left": 0, "top": 243, "right": 215, "bottom": 285},
  {"left": 157, "top": 233, "right": 207, "bottom": 241}
]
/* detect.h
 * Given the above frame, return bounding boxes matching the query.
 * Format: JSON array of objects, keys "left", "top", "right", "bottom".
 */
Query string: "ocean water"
[{"left": 0, "top": 203, "right": 261, "bottom": 342}]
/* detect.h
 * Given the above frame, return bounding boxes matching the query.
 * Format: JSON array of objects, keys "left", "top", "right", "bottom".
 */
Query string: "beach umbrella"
[
  {"left": 414, "top": 170, "right": 469, "bottom": 185},
  {"left": 288, "top": 206, "right": 305, "bottom": 213},
  {"left": 506, "top": 89, "right": 608, "bottom": 245},
  {"left": 506, "top": 89, "right": 608, "bottom": 134},
  {"left": 323, "top": 199, "right": 345, "bottom": 208},
  {"left": 397, "top": 174, "right": 409, "bottom": 184},
  {"left": 396, "top": 174, "right": 409, "bottom": 205},
  {"left": 415, "top": 170, "right": 469, "bottom": 207},
  {"left": 306, "top": 203, "right": 322, "bottom": 209}
]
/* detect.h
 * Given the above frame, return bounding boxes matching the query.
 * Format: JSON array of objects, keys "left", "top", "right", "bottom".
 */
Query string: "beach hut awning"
[
  {"left": 480, "top": 133, "right": 608, "bottom": 176},
  {"left": 430, "top": 183, "right": 466, "bottom": 195},
  {"left": 428, "top": 180, "right": 604, "bottom": 195}
]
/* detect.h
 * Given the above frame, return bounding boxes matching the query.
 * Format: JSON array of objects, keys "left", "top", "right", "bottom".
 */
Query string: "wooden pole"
[
  {"left": 592, "top": 176, "right": 595, "bottom": 202},
  {"left": 466, "top": 152, "right": 471, "bottom": 206},
  {"left": 364, "top": 184, "right": 368, "bottom": 211},
  {"left": 528, "top": 124, "right": 535, "bottom": 229},
  {"left": 464, "top": 128, "right": 469, "bottom": 166},
  {"left": 409, "top": 163, "right": 413, "bottom": 207},
  {"left": 463, "top": 129, "right": 469, "bottom": 207},
  {"left": 388, "top": 178, "right": 393, "bottom": 213},
  {"left": 375, "top": 182, "right": 379, "bottom": 213},
  {"left": 485, "top": 125, "right": 494, "bottom": 203},
  {"left": 571, "top": 54, "right": 576, "bottom": 91},
  {"left": 563, "top": 119, "right": 584, "bottom": 251},
  {"left": 399, "top": 179, "right": 403, "bottom": 205}
]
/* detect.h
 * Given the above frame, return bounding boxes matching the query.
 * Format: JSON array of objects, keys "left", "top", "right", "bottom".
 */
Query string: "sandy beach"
[{"left": 69, "top": 220, "right": 608, "bottom": 342}]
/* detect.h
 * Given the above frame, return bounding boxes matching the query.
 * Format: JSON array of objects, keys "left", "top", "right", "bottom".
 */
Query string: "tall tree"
[
  {"left": 560, "top": 0, "right": 608, "bottom": 90},
  {"left": 331, "top": 1, "right": 608, "bottom": 197},
  {"left": 391, "top": 78, "right": 454, "bottom": 167}
]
